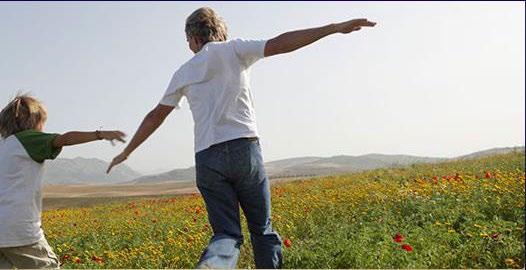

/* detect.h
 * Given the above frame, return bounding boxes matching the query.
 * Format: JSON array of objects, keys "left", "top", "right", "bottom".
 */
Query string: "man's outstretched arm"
[
  {"left": 264, "top": 18, "right": 376, "bottom": 57},
  {"left": 106, "top": 104, "right": 174, "bottom": 173}
]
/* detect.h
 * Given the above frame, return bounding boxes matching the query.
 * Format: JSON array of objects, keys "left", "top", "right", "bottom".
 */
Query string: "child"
[{"left": 0, "top": 94, "right": 126, "bottom": 269}]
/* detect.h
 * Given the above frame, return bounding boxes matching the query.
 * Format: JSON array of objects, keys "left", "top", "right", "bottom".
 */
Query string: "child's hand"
[{"left": 99, "top": 130, "right": 127, "bottom": 146}]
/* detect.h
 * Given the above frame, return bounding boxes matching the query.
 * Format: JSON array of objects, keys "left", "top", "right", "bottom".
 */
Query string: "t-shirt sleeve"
[
  {"left": 15, "top": 130, "right": 62, "bottom": 163},
  {"left": 159, "top": 58, "right": 208, "bottom": 108},
  {"left": 232, "top": 38, "right": 267, "bottom": 67},
  {"left": 159, "top": 68, "right": 187, "bottom": 109}
]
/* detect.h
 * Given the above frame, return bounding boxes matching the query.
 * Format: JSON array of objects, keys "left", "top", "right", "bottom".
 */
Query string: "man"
[{"left": 107, "top": 7, "right": 375, "bottom": 269}]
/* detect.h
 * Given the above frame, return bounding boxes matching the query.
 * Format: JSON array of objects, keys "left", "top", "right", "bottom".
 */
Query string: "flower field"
[{"left": 42, "top": 151, "right": 525, "bottom": 268}]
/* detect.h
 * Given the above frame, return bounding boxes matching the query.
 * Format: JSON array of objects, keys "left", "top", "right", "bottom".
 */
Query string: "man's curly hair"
[{"left": 185, "top": 7, "right": 228, "bottom": 45}]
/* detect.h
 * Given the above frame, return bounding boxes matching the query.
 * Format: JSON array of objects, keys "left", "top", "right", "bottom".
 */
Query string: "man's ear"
[{"left": 191, "top": 36, "right": 202, "bottom": 47}]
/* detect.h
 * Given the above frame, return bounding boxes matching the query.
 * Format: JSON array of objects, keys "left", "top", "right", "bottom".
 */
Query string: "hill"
[
  {"left": 124, "top": 167, "right": 195, "bottom": 184},
  {"left": 129, "top": 154, "right": 446, "bottom": 184},
  {"left": 455, "top": 146, "right": 524, "bottom": 160},
  {"left": 43, "top": 146, "right": 524, "bottom": 185},
  {"left": 44, "top": 157, "right": 140, "bottom": 185}
]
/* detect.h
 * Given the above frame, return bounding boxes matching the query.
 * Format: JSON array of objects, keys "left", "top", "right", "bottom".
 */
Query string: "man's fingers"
[
  {"left": 106, "top": 163, "right": 114, "bottom": 174},
  {"left": 357, "top": 21, "right": 376, "bottom": 27},
  {"left": 107, "top": 159, "right": 120, "bottom": 173},
  {"left": 351, "top": 19, "right": 376, "bottom": 27},
  {"left": 353, "top": 18, "right": 368, "bottom": 22},
  {"left": 107, "top": 153, "right": 128, "bottom": 174}
]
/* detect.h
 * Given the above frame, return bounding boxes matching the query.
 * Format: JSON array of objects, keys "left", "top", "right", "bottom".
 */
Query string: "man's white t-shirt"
[
  {"left": 0, "top": 130, "right": 61, "bottom": 248},
  {"left": 160, "top": 38, "right": 267, "bottom": 153}
]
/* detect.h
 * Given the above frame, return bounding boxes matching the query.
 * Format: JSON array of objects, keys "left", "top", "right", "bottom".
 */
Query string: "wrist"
[
  {"left": 122, "top": 148, "right": 132, "bottom": 157},
  {"left": 327, "top": 23, "right": 339, "bottom": 34},
  {"left": 95, "top": 130, "right": 103, "bottom": 140}
]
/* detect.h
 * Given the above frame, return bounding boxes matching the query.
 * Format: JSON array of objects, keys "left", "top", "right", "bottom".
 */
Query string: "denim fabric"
[{"left": 195, "top": 138, "right": 282, "bottom": 269}]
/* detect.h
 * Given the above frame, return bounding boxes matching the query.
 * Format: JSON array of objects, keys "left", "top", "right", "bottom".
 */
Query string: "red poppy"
[
  {"left": 62, "top": 254, "right": 70, "bottom": 261},
  {"left": 491, "top": 232, "right": 499, "bottom": 241},
  {"left": 284, "top": 238, "right": 292, "bottom": 248},
  {"left": 401, "top": 244, "right": 413, "bottom": 252},
  {"left": 91, "top": 255, "right": 103, "bottom": 262},
  {"left": 75, "top": 258, "right": 81, "bottom": 263},
  {"left": 485, "top": 171, "right": 491, "bottom": 179},
  {"left": 393, "top": 233, "right": 404, "bottom": 243}
]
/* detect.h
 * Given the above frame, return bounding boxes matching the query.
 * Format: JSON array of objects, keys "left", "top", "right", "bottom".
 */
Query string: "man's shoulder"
[
  {"left": 205, "top": 38, "right": 252, "bottom": 51},
  {"left": 186, "top": 41, "right": 235, "bottom": 64}
]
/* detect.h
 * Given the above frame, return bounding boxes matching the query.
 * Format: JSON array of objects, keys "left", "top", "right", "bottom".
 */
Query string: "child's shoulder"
[
  {"left": 14, "top": 129, "right": 58, "bottom": 142},
  {"left": 13, "top": 130, "right": 62, "bottom": 163}
]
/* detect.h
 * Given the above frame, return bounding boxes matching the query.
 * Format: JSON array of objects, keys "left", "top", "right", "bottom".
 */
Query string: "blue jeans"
[{"left": 195, "top": 138, "right": 282, "bottom": 269}]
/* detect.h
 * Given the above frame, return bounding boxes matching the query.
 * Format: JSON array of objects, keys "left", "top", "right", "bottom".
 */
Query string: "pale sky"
[{"left": 1, "top": 1, "right": 524, "bottom": 174}]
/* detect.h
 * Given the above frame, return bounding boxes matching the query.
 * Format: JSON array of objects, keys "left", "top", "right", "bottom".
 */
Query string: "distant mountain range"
[
  {"left": 44, "top": 157, "right": 140, "bottom": 185},
  {"left": 44, "top": 146, "right": 524, "bottom": 185},
  {"left": 453, "top": 146, "right": 524, "bottom": 160},
  {"left": 127, "top": 167, "right": 195, "bottom": 184},
  {"left": 265, "top": 154, "right": 446, "bottom": 178},
  {"left": 123, "top": 146, "right": 524, "bottom": 185}
]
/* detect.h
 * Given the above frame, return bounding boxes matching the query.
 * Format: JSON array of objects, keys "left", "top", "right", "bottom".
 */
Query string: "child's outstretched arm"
[
  {"left": 106, "top": 104, "right": 174, "bottom": 173},
  {"left": 264, "top": 18, "right": 376, "bottom": 57},
  {"left": 52, "top": 130, "right": 126, "bottom": 147}
]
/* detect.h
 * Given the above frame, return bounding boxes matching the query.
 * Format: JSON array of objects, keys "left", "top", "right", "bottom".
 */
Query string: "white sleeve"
[
  {"left": 159, "top": 88, "right": 185, "bottom": 109},
  {"left": 159, "top": 69, "right": 186, "bottom": 109},
  {"left": 232, "top": 38, "right": 267, "bottom": 67},
  {"left": 159, "top": 58, "right": 208, "bottom": 108}
]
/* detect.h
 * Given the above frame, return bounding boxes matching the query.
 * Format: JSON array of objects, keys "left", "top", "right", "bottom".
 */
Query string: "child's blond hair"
[
  {"left": 0, "top": 94, "right": 47, "bottom": 138},
  {"left": 185, "top": 7, "right": 228, "bottom": 45}
]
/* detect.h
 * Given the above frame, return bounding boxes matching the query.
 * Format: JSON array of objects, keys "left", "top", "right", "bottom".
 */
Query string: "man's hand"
[
  {"left": 334, "top": 18, "right": 376, "bottom": 34},
  {"left": 105, "top": 104, "right": 174, "bottom": 174},
  {"left": 107, "top": 152, "right": 128, "bottom": 173}
]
